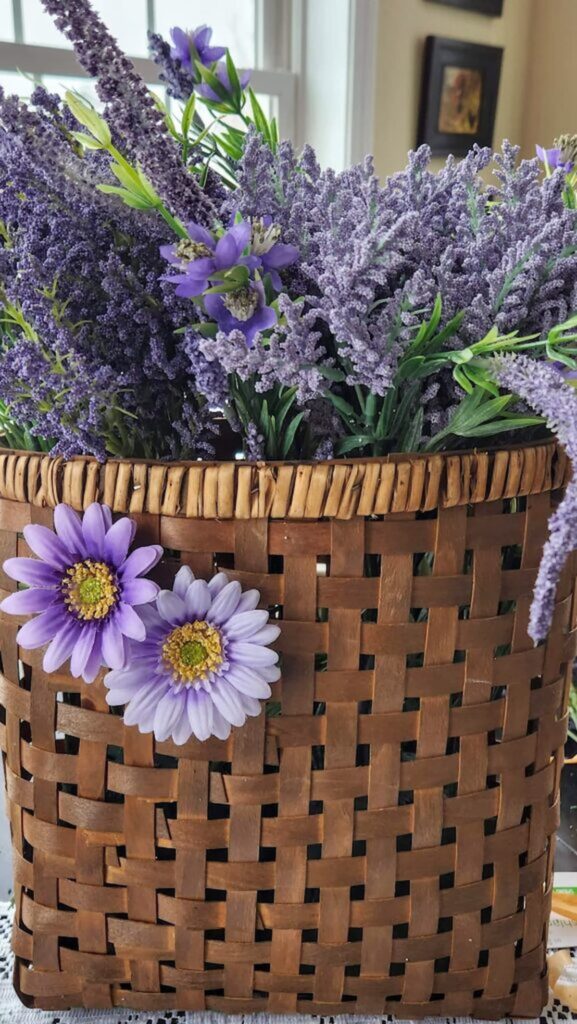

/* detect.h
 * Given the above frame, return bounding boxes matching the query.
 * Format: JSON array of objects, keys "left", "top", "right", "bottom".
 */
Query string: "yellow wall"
[
  {"left": 372, "top": 0, "right": 536, "bottom": 177},
  {"left": 522, "top": 0, "right": 577, "bottom": 155}
]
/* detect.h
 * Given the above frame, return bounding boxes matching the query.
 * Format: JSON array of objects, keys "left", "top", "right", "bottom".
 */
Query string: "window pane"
[
  {"left": 21, "top": 0, "right": 73, "bottom": 47},
  {"left": 0, "top": 70, "right": 36, "bottom": 97},
  {"left": 42, "top": 74, "right": 100, "bottom": 107},
  {"left": 153, "top": 0, "right": 256, "bottom": 69},
  {"left": 0, "top": 2, "right": 15, "bottom": 43},
  {"left": 92, "top": 0, "right": 149, "bottom": 57}
]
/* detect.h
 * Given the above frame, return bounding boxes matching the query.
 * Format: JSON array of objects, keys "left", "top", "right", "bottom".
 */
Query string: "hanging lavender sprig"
[
  {"left": 492, "top": 353, "right": 577, "bottom": 643},
  {"left": 39, "top": 0, "right": 217, "bottom": 228}
]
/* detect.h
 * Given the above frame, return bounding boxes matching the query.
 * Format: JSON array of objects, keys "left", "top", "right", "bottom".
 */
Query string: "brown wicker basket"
[{"left": 0, "top": 441, "right": 575, "bottom": 1018}]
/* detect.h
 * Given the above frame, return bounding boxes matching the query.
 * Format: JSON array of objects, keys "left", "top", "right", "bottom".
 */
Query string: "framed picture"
[
  {"left": 417, "top": 36, "right": 503, "bottom": 156},
  {"left": 426, "top": 0, "right": 504, "bottom": 14}
]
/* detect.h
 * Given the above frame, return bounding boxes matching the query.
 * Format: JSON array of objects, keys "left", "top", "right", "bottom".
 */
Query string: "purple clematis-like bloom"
[
  {"left": 104, "top": 565, "right": 280, "bottom": 744},
  {"left": 249, "top": 216, "right": 299, "bottom": 291},
  {"left": 204, "top": 279, "right": 277, "bottom": 346},
  {"left": 536, "top": 144, "right": 573, "bottom": 173},
  {"left": 161, "top": 220, "right": 252, "bottom": 298},
  {"left": 1, "top": 503, "right": 163, "bottom": 682},
  {"left": 197, "top": 61, "right": 251, "bottom": 103},
  {"left": 170, "top": 25, "right": 226, "bottom": 71}
]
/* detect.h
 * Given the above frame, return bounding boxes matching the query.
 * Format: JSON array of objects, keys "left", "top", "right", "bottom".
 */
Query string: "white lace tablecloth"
[{"left": 0, "top": 904, "right": 574, "bottom": 1024}]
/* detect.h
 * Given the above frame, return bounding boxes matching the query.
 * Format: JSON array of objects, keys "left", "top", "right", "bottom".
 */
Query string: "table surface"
[{"left": 0, "top": 903, "right": 574, "bottom": 1024}]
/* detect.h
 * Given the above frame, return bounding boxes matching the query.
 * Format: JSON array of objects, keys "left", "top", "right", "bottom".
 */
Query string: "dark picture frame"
[
  {"left": 417, "top": 36, "right": 503, "bottom": 156},
  {"left": 426, "top": 0, "right": 504, "bottom": 15}
]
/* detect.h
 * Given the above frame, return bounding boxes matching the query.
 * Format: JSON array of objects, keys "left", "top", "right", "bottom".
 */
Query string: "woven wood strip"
[
  {"left": 0, "top": 445, "right": 575, "bottom": 1017},
  {"left": 0, "top": 440, "right": 569, "bottom": 519}
]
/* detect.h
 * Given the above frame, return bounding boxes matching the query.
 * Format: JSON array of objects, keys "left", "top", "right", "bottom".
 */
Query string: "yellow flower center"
[
  {"left": 162, "top": 621, "right": 223, "bottom": 684},
  {"left": 63, "top": 560, "right": 118, "bottom": 620},
  {"left": 176, "top": 238, "right": 212, "bottom": 262}
]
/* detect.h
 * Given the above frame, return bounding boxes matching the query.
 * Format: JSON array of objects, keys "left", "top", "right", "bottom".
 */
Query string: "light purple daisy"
[
  {"left": 104, "top": 566, "right": 280, "bottom": 744},
  {"left": 1, "top": 503, "right": 163, "bottom": 682}
]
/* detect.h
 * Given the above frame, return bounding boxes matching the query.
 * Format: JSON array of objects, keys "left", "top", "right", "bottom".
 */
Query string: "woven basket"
[{"left": 0, "top": 441, "right": 575, "bottom": 1018}]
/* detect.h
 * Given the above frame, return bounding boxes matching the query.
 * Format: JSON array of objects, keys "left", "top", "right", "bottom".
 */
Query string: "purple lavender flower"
[
  {"left": 536, "top": 145, "right": 573, "bottom": 173},
  {"left": 204, "top": 280, "right": 277, "bottom": 347},
  {"left": 161, "top": 220, "right": 252, "bottom": 298},
  {"left": 40, "top": 0, "right": 217, "bottom": 226},
  {"left": 1, "top": 503, "right": 163, "bottom": 682},
  {"left": 104, "top": 565, "right": 280, "bottom": 743},
  {"left": 491, "top": 353, "right": 577, "bottom": 643},
  {"left": 170, "top": 26, "right": 226, "bottom": 71},
  {"left": 197, "top": 62, "right": 251, "bottom": 103}
]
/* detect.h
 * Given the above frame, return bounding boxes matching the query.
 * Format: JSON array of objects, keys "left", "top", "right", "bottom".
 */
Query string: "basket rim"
[
  {"left": 0, "top": 435, "right": 558, "bottom": 471},
  {"left": 0, "top": 438, "right": 568, "bottom": 519}
]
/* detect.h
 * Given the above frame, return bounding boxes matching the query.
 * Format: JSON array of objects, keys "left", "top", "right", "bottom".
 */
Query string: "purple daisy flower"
[
  {"left": 104, "top": 565, "right": 280, "bottom": 744},
  {"left": 196, "top": 61, "right": 251, "bottom": 103},
  {"left": 161, "top": 220, "right": 252, "bottom": 298},
  {"left": 1, "top": 503, "right": 163, "bottom": 682},
  {"left": 170, "top": 26, "right": 226, "bottom": 72},
  {"left": 204, "top": 278, "right": 277, "bottom": 346}
]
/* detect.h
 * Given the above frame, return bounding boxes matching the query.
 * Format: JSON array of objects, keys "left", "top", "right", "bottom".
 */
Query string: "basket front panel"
[{"left": 0, "top": 491, "right": 575, "bottom": 1017}]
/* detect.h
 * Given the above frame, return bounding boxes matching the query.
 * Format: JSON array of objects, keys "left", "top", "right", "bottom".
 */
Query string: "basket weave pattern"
[{"left": 0, "top": 443, "right": 575, "bottom": 1018}]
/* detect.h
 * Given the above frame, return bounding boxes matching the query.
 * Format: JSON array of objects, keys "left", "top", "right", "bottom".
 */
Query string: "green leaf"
[
  {"left": 335, "top": 434, "right": 375, "bottom": 455},
  {"left": 96, "top": 184, "right": 152, "bottom": 209},
  {"left": 326, "top": 393, "right": 357, "bottom": 421},
  {"left": 225, "top": 50, "right": 242, "bottom": 102},
  {"left": 65, "top": 91, "right": 111, "bottom": 146},
  {"left": 310, "top": 364, "right": 346, "bottom": 383},
  {"left": 197, "top": 63, "right": 232, "bottom": 104},
  {"left": 71, "top": 131, "right": 103, "bottom": 151},
  {"left": 281, "top": 410, "right": 307, "bottom": 458},
  {"left": 248, "top": 87, "right": 271, "bottom": 144},
  {"left": 181, "top": 92, "right": 196, "bottom": 139}
]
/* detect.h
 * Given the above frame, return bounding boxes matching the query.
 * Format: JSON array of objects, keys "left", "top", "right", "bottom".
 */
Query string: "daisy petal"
[
  {"left": 121, "top": 578, "right": 159, "bottom": 607},
  {"left": 23, "top": 525, "right": 71, "bottom": 571},
  {"left": 115, "top": 602, "right": 146, "bottom": 641},
  {"left": 245, "top": 624, "right": 281, "bottom": 645},
  {"left": 104, "top": 517, "right": 136, "bottom": 567},
  {"left": 82, "top": 634, "right": 103, "bottom": 683},
  {"left": 207, "top": 572, "right": 229, "bottom": 597},
  {"left": 1, "top": 588, "right": 57, "bottom": 615},
  {"left": 17, "top": 605, "right": 67, "bottom": 648},
  {"left": 211, "top": 677, "right": 246, "bottom": 727},
  {"left": 226, "top": 664, "right": 271, "bottom": 699},
  {"left": 4, "top": 557, "right": 60, "bottom": 588},
  {"left": 235, "top": 589, "right": 261, "bottom": 613},
  {"left": 239, "top": 693, "right": 263, "bottom": 717},
  {"left": 185, "top": 579, "right": 211, "bottom": 620},
  {"left": 82, "top": 503, "right": 108, "bottom": 560},
  {"left": 224, "top": 609, "right": 269, "bottom": 640},
  {"left": 102, "top": 617, "right": 126, "bottom": 670},
  {"left": 173, "top": 565, "right": 195, "bottom": 598},
  {"left": 43, "top": 619, "right": 82, "bottom": 673},
  {"left": 207, "top": 581, "right": 242, "bottom": 625},
  {"left": 228, "top": 641, "right": 279, "bottom": 667},
  {"left": 121, "top": 545, "right": 163, "bottom": 580},
  {"left": 54, "top": 504, "right": 84, "bottom": 556},
  {"left": 157, "top": 589, "right": 186, "bottom": 625},
  {"left": 124, "top": 678, "right": 167, "bottom": 727},
  {"left": 153, "top": 689, "right": 186, "bottom": 742},
  {"left": 210, "top": 704, "right": 232, "bottom": 741},
  {"left": 187, "top": 688, "right": 213, "bottom": 741},
  {"left": 172, "top": 708, "right": 193, "bottom": 745},
  {"left": 70, "top": 623, "right": 97, "bottom": 678}
]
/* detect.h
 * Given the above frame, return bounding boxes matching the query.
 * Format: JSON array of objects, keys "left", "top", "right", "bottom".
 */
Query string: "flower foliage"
[{"left": 2, "top": 1, "right": 577, "bottom": 644}]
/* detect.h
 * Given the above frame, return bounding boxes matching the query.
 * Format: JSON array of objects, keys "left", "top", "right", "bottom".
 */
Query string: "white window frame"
[{"left": 0, "top": 0, "right": 298, "bottom": 138}]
